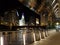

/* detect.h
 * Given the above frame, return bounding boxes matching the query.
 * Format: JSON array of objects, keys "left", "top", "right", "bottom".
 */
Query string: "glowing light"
[
  {"left": 19, "top": 20, "right": 24, "bottom": 26},
  {"left": 36, "top": 21, "right": 39, "bottom": 24},
  {"left": 23, "top": 34, "right": 26, "bottom": 45},
  {"left": 1, "top": 36, "right": 4, "bottom": 45},
  {"left": 56, "top": 22, "right": 59, "bottom": 25},
  {"left": 19, "top": 13, "right": 25, "bottom": 26},
  {"left": 36, "top": 18, "right": 39, "bottom": 24}
]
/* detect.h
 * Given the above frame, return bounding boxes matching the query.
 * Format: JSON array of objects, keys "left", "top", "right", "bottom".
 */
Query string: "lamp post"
[{"left": 55, "top": 22, "right": 59, "bottom": 32}]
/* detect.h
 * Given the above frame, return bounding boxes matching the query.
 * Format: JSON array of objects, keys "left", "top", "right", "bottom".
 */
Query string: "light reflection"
[
  {"left": 0, "top": 36, "right": 4, "bottom": 45},
  {"left": 19, "top": 13, "right": 25, "bottom": 26},
  {"left": 23, "top": 34, "right": 26, "bottom": 45},
  {"left": 56, "top": 22, "right": 59, "bottom": 25}
]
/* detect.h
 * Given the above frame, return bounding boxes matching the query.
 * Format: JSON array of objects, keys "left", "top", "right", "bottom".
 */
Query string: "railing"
[{"left": 0, "top": 27, "right": 49, "bottom": 45}]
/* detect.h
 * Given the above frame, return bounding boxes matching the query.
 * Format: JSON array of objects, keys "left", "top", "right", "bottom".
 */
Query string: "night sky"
[{"left": 0, "top": 0, "right": 20, "bottom": 13}]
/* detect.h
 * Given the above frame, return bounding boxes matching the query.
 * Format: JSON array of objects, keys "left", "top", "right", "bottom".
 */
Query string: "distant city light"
[
  {"left": 1, "top": 36, "right": 3, "bottom": 45},
  {"left": 36, "top": 21, "right": 39, "bottom": 24},
  {"left": 22, "top": 13, "right": 24, "bottom": 19},
  {"left": 36, "top": 18, "right": 39, "bottom": 24},
  {"left": 56, "top": 22, "right": 59, "bottom": 25},
  {"left": 0, "top": 33, "right": 4, "bottom": 45},
  {"left": 19, "top": 13, "right": 25, "bottom": 26}
]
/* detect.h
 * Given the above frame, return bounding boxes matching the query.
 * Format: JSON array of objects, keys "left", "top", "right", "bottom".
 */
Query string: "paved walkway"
[{"left": 30, "top": 30, "right": 60, "bottom": 45}]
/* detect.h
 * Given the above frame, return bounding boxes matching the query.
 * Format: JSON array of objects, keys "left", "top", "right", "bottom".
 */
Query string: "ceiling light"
[{"left": 56, "top": 22, "right": 59, "bottom": 25}]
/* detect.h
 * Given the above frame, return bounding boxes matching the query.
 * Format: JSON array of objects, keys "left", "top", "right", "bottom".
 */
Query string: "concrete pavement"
[{"left": 29, "top": 30, "right": 60, "bottom": 45}]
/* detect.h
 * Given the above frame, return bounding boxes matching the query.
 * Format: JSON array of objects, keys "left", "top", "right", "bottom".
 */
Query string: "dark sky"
[
  {"left": 0, "top": 0, "right": 20, "bottom": 12},
  {"left": 0, "top": 0, "right": 40, "bottom": 22}
]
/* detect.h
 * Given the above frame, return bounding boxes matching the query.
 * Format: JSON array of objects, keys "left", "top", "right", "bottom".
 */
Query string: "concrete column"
[
  {"left": 4, "top": 32, "right": 8, "bottom": 45},
  {"left": 0, "top": 32, "right": 4, "bottom": 45}
]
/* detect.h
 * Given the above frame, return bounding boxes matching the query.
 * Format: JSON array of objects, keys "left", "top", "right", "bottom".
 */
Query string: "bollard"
[
  {"left": 40, "top": 29, "right": 44, "bottom": 39},
  {"left": 0, "top": 32, "right": 4, "bottom": 45}
]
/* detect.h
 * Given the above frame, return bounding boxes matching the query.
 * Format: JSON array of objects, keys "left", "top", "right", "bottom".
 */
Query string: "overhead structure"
[{"left": 51, "top": 0, "right": 60, "bottom": 18}]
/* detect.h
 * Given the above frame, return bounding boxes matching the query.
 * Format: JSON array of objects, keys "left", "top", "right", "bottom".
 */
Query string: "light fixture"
[
  {"left": 56, "top": 22, "right": 59, "bottom": 25},
  {"left": 36, "top": 18, "right": 39, "bottom": 24},
  {"left": 23, "top": 33, "right": 26, "bottom": 45}
]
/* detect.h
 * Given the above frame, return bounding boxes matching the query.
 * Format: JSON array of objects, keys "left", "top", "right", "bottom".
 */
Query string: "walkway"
[{"left": 30, "top": 30, "right": 60, "bottom": 45}]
